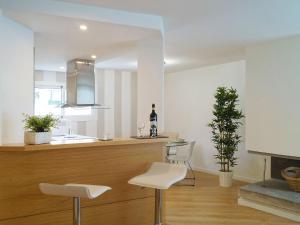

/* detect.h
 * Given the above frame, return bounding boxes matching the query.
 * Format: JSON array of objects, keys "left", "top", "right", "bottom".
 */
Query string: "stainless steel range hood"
[{"left": 62, "top": 58, "right": 105, "bottom": 108}]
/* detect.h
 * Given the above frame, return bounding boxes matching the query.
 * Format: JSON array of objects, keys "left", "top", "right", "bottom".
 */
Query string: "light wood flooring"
[{"left": 164, "top": 172, "right": 300, "bottom": 225}]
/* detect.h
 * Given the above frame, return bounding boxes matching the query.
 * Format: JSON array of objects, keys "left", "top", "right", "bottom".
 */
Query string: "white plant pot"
[
  {"left": 24, "top": 131, "right": 52, "bottom": 145},
  {"left": 219, "top": 171, "right": 233, "bottom": 187}
]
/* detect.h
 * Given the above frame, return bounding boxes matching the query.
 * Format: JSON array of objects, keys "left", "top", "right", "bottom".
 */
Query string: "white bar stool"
[
  {"left": 128, "top": 162, "right": 187, "bottom": 225},
  {"left": 39, "top": 183, "right": 111, "bottom": 225}
]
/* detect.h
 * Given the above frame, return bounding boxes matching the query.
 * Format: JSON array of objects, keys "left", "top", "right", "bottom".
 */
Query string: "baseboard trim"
[
  {"left": 238, "top": 197, "right": 300, "bottom": 222},
  {"left": 192, "top": 166, "right": 259, "bottom": 183}
]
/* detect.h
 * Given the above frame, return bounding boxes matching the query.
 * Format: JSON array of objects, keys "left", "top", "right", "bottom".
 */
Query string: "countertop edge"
[{"left": 0, "top": 138, "right": 170, "bottom": 152}]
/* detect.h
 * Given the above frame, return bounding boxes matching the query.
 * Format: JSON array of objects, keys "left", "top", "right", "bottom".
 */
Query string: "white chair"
[
  {"left": 39, "top": 183, "right": 111, "bottom": 225},
  {"left": 128, "top": 162, "right": 187, "bottom": 225},
  {"left": 167, "top": 141, "right": 196, "bottom": 186}
]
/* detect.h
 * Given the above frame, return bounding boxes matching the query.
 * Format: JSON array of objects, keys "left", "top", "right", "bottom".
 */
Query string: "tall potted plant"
[
  {"left": 23, "top": 114, "right": 59, "bottom": 144},
  {"left": 208, "top": 87, "right": 244, "bottom": 187}
]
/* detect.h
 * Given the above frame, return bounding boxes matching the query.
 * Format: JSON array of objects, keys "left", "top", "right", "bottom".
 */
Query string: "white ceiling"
[
  {"left": 62, "top": 0, "right": 300, "bottom": 72},
  {"left": 2, "top": 0, "right": 300, "bottom": 72},
  {"left": 3, "top": 10, "right": 157, "bottom": 72}
]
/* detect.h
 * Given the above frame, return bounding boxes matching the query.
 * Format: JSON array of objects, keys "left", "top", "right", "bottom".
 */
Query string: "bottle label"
[
  {"left": 150, "top": 121, "right": 157, "bottom": 126},
  {"left": 150, "top": 121, "right": 157, "bottom": 137}
]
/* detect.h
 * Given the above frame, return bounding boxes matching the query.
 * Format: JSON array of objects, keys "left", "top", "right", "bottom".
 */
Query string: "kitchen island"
[{"left": 0, "top": 138, "right": 168, "bottom": 225}]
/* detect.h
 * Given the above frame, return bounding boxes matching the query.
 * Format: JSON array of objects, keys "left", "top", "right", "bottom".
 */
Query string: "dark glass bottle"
[{"left": 150, "top": 104, "right": 158, "bottom": 137}]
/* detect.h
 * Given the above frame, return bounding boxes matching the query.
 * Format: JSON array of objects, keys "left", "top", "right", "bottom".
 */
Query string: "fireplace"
[
  {"left": 239, "top": 154, "right": 300, "bottom": 222},
  {"left": 271, "top": 156, "right": 300, "bottom": 179}
]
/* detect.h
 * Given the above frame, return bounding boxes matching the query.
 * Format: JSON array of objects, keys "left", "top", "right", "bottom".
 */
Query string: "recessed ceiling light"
[
  {"left": 164, "top": 58, "right": 178, "bottom": 65},
  {"left": 91, "top": 55, "right": 97, "bottom": 59},
  {"left": 79, "top": 25, "right": 87, "bottom": 31},
  {"left": 59, "top": 66, "right": 65, "bottom": 70}
]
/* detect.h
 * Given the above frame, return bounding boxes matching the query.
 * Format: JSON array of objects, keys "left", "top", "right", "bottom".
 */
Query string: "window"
[
  {"left": 34, "top": 86, "right": 92, "bottom": 116},
  {"left": 34, "top": 86, "right": 63, "bottom": 116}
]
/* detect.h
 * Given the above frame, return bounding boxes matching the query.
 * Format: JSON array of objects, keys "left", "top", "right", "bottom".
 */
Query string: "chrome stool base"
[
  {"left": 155, "top": 189, "right": 162, "bottom": 225},
  {"left": 73, "top": 197, "right": 81, "bottom": 225}
]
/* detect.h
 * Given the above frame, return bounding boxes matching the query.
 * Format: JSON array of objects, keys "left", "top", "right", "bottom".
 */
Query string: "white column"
[
  {"left": 130, "top": 72, "right": 137, "bottom": 136},
  {"left": 121, "top": 71, "right": 132, "bottom": 137},
  {"left": 0, "top": 14, "right": 34, "bottom": 143},
  {"left": 137, "top": 36, "right": 164, "bottom": 135},
  {"left": 103, "top": 70, "right": 115, "bottom": 137},
  {"left": 114, "top": 71, "right": 122, "bottom": 137},
  {"left": 95, "top": 69, "right": 105, "bottom": 138}
]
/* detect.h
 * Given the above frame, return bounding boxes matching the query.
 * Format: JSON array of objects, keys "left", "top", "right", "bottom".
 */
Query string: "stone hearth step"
[{"left": 238, "top": 179, "right": 300, "bottom": 222}]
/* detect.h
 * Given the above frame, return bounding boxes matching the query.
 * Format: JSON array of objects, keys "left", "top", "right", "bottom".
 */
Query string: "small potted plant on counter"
[
  {"left": 23, "top": 114, "right": 59, "bottom": 144},
  {"left": 208, "top": 87, "right": 244, "bottom": 187}
]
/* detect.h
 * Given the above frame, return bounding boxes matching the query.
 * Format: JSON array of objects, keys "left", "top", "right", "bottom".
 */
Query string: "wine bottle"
[{"left": 150, "top": 103, "right": 158, "bottom": 137}]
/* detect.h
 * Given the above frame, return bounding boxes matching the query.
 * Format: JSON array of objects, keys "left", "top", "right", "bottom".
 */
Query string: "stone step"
[{"left": 238, "top": 179, "right": 300, "bottom": 222}]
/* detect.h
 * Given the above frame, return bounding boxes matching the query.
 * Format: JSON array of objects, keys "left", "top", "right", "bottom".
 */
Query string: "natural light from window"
[
  {"left": 34, "top": 87, "right": 62, "bottom": 116},
  {"left": 34, "top": 86, "right": 92, "bottom": 116}
]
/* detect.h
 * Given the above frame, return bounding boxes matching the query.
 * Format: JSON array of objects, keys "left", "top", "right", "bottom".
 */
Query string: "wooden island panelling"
[{"left": 0, "top": 138, "right": 168, "bottom": 225}]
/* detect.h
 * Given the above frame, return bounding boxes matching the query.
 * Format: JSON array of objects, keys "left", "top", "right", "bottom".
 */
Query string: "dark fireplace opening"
[{"left": 271, "top": 156, "right": 300, "bottom": 179}]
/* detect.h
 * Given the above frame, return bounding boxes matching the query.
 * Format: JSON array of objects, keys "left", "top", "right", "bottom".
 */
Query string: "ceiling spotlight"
[
  {"left": 91, "top": 55, "right": 97, "bottom": 59},
  {"left": 59, "top": 66, "right": 65, "bottom": 70},
  {"left": 79, "top": 25, "right": 87, "bottom": 31},
  {"left": 164, "top": 58, "right": 178, "bottom": 65}
]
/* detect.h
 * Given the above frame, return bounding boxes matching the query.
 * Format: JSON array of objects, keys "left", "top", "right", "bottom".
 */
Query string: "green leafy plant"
[
  {"left": 208, "top": 87, "right": 244, "bottom": 172},
  {"left": 23, "top": 114, "right": 60, "bottom": 132}
]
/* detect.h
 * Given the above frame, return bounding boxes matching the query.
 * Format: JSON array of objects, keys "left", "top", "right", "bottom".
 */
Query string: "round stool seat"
[
  {"left": 128, "top": 162, "right": 187, "bottom": 189},
  {"left": 39, "top": 183, "right": 111, "bottom": 199}
]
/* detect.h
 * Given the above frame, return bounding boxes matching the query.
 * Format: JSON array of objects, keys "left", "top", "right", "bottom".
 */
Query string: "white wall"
[
  {"left": 137, "top": 36, "right": 164, "bottom": 134},
  {"left": 165, "top": 61, "right": 266, "bottom": 182},
  {"left": 246, "top": 35, "right": 300, "bottom": 158},
  {"left": 0, "top": 14, "right": 34, "bottom": 143},
  {"left": 95, "top": 69, "right": 137, "bottom": 139},
  {"left": 35, "top": 70, "right": 66, "bottom": 88}
]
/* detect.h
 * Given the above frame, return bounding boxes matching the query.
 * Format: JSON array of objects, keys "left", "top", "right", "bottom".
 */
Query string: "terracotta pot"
[
  {"left": 219, "top": 171, "right": 233, "bottom": 187},
  {"left": 24, "top": 131, "right": 52, "bottom": 145}
]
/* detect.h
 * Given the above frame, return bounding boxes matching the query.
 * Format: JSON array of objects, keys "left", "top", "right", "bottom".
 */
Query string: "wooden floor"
[{"left": 164, "top": 172, "right": 300, "bottom": 225}]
